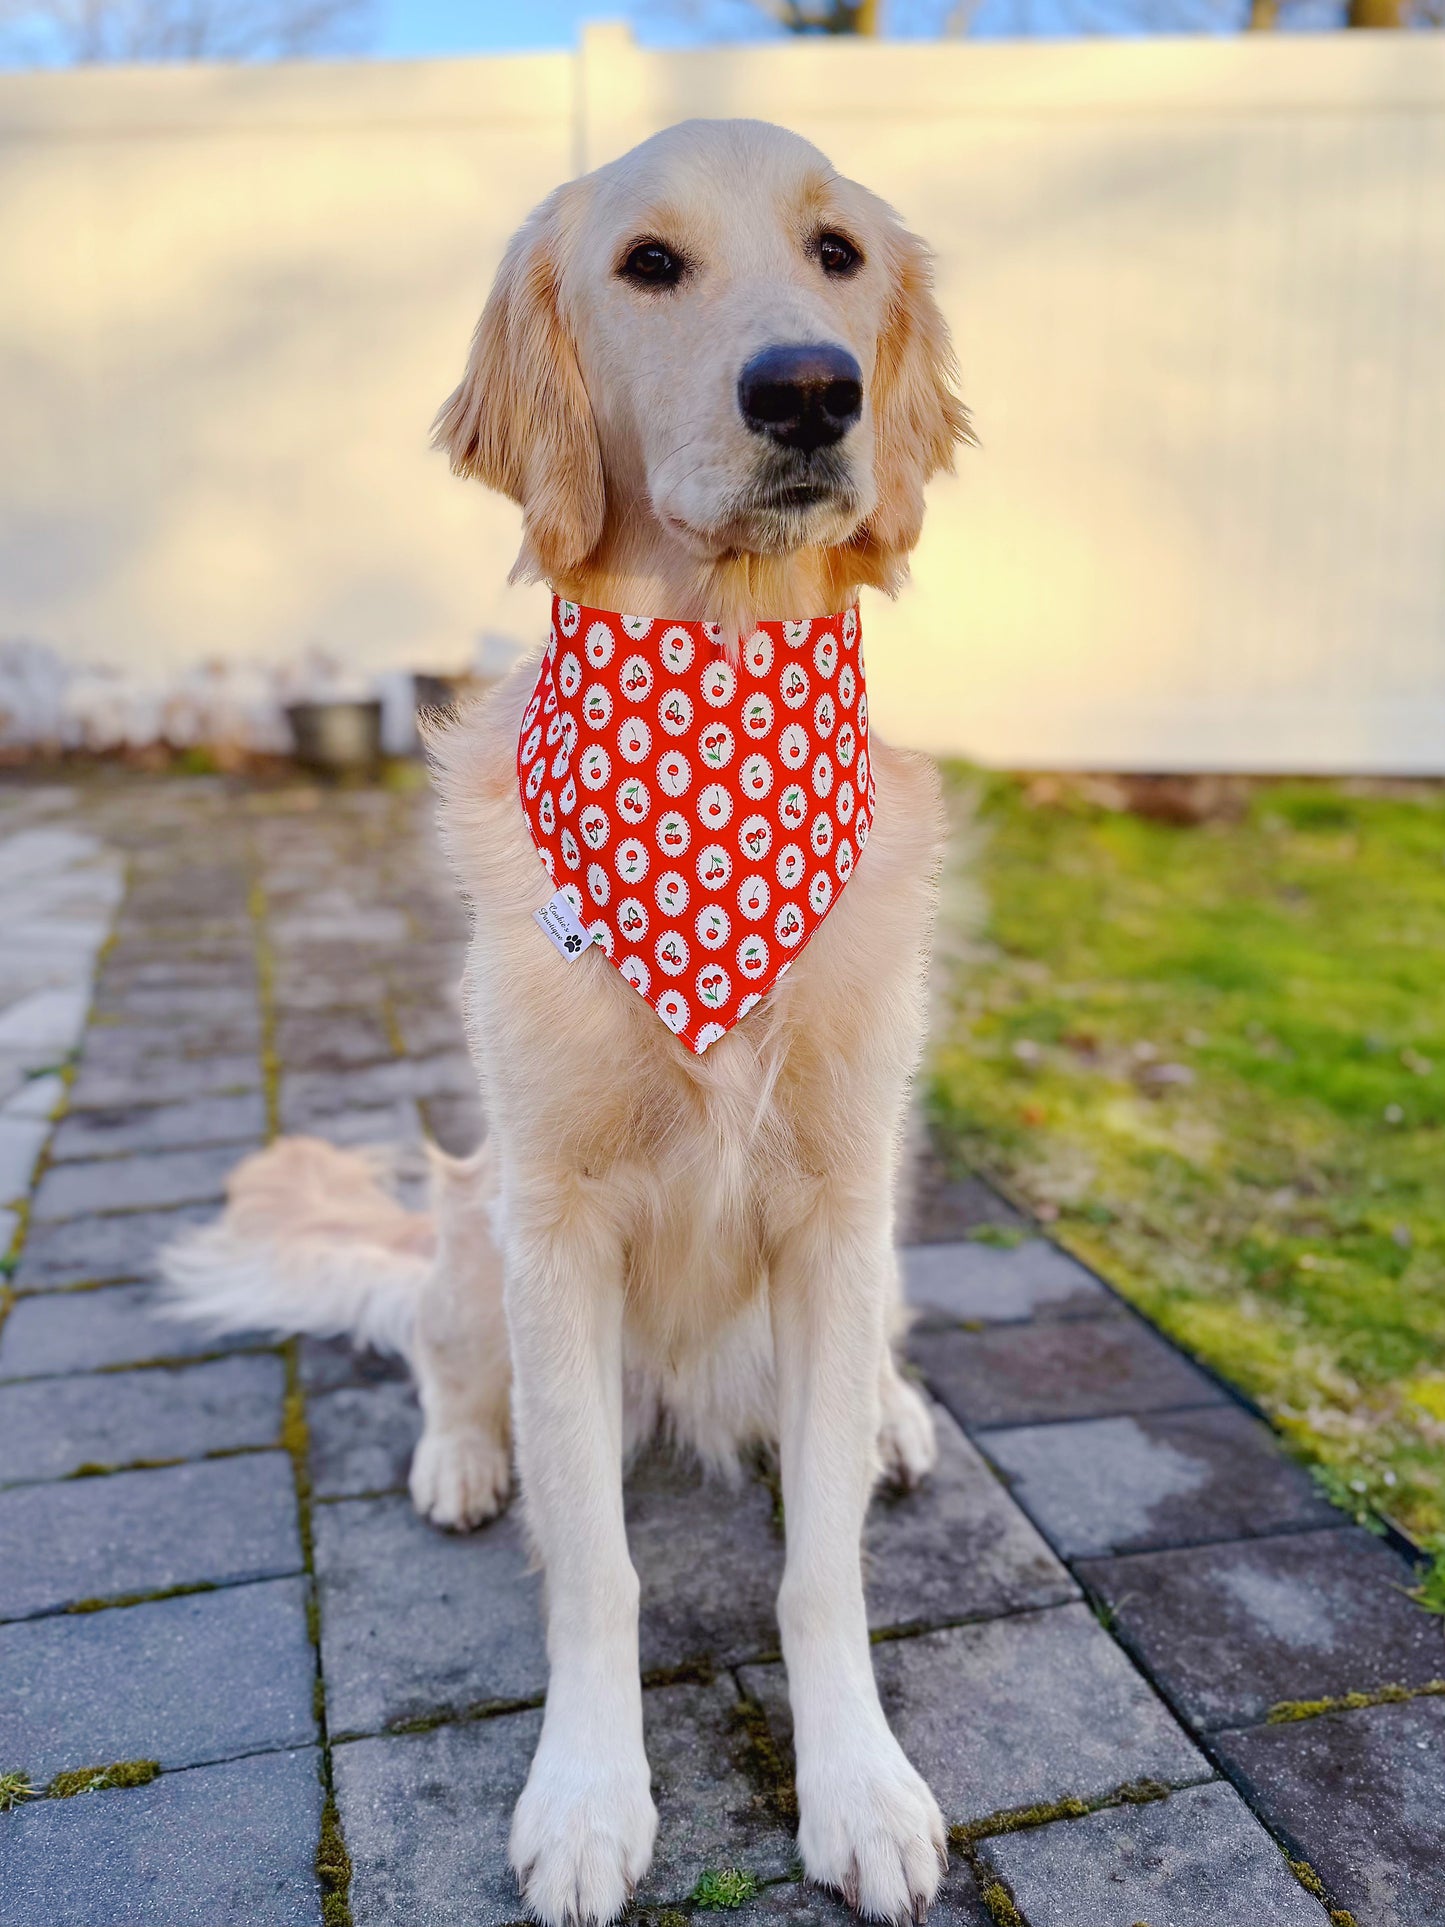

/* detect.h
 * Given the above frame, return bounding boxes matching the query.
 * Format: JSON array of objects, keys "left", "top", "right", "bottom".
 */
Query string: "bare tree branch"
[{"left": 0, "top": 0, "right": 369, "bottom": 64}]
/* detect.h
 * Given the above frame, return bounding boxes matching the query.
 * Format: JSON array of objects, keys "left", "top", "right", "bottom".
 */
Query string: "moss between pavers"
[
  {"left": 690, "top": 1868, "right": 761, "bottom": 1910},
  {"left": 949, "top": 1776, "right": 1172, "bottom": 1850},
  {"left": 65, "top": 1579, "right": 219, "bottom": 1615},
  {"left": 729, "top": 1696, "right": 798, "bottom": 1827},
  {"left": 978, "top": 1879, "right": 1025, "bottom": 1927},
  {"left": 0, "top": 1771, "right": 35, "bottom": 1811},
  {"left": 47, "top": 1759, "right": 160, "bottom": 1798},
  {"left": 1266, "top": 1677, "right": 1445, "bottom": 1723}
]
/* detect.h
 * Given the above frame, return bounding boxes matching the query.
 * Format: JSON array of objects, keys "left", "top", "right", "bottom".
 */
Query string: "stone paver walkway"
[{"left": 0, "top": 776, "right": 1440, "bottom": 1927}]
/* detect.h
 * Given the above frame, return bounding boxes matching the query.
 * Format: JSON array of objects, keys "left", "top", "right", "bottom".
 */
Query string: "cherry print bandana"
[{"left": 517, "top": 598, "right": 875, "bottom": 1054}]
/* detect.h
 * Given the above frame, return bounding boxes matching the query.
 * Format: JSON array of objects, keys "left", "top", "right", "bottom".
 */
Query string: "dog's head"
[{"left": 435, "top": 119, "right": 969, "bottom": 593}]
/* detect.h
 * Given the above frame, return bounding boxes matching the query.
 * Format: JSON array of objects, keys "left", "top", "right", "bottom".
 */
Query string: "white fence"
[{"left": 2, "top": 25, "right": 1443, "bottom": 769}]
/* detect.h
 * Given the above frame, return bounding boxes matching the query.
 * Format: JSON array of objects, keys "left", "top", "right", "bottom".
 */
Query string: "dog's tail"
[{"left": 159, "top": 1136, "right": 441, "bottom": 1361}]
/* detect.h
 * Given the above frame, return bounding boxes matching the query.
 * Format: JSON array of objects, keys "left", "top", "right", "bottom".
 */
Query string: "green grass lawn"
[{"left": 927, "top": 772, "right": 1445, "bottom": 1573}]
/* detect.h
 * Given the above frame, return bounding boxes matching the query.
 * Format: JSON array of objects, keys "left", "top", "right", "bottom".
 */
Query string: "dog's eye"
[
  {"left": 817, "top": 232, "right": 861, "bottom": 277},
  {"left": 620, "top": 241, "right": 683, "bottom": 289}
]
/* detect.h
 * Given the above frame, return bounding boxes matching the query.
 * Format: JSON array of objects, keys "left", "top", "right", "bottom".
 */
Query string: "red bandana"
[{"left": 517, "top": 598, "right": 874, "bottom": 1054}]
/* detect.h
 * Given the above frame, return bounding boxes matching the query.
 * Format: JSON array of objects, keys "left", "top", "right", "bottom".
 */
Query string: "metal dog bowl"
[{"left": 285, "top": 699, "right": 383, "bottom": 775}]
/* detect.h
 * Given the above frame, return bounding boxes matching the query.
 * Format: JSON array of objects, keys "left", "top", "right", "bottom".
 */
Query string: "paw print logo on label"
[
  {"left": 617, "top": 897, "right": 648, "bottom": 941},
  {"left": 810, "top": 811, "right": 834, "bottom": 858},
  {"left": 741, "top": 693, "right": 774, "bottom": 740},
  {"left": 620, "top": 955, "right": 650, "bottom": 994},
  {"left": 587, "top": 862, "right": 610, "bottom": 906},
  {"left": 559, "top": 775, "right": 577, "bottom": 816},
  {"left": 778, "top": 784, "right": 807, "bottom": 831},
  {"left": 780, "top": 663, "right": 810, "bottom": 710},
  {"left": 559, "top": 828, "right": 580, "bottom": 870},
  {"left": 656, "top": 989, "right": 690, "bottom": 1034},
  {"left": 657, "top": 810, "right": 691, "bottom": 858},
  {"left": 695, "top": 904, "right": 730, "bottom": 950},
  {"left": 655, "top": 930, "right": 689, "bottom": 977},
  {"left": 774, "top": 901, "right": 805, "bottom": 947},
  {"left": 615, "top": 837, "right": 649, "bottom": 885},
  {"left": 621, "top": 613, "right": 652, "bottom": 641},
  {"left": 743, "top": 631, "right": 774, "bottom": 678},
  {"left": 808, "top": 872, "right": 833, "bottom": 916},
  {"left": 697, "top": 963, "right": 730, "bottom": 1010},
  {"left": 738, "top": 874, "right": 770, "bottom": 922},
  {"left": 525, "top": 759, "right": 546, "bottom": 801},
  {"left": 655, "top": 871, "right": 689, "bottom": 919},
  {"left": 657, "top": 751, "right": 691, "bottom": 798},
  {"left": 838, "top": 665, "right": 856, "bottom": 711},
  {"left": 585, "top": 622, "right": 615, "bottom": 668},
  {"left": 699, "top": 723, "right": 734, "bottom": 771},
  {"left": 740, "top": 754, "right": 773, "bottom": 802},
  {"left": 697, "top": 844, "right": 732, "bottom": 890},
  {"left": 522, "top": 724, "right": 543, "bottom": 765},
  {"left": 811, "top": 753, "right": 834, "bottom": 799},
  {"left": 835, "top": 722, "right": 856, "bottom": 769},
  {"left": 616, "top": 777, "right": 650, "bottom": 825},
  {"left": 579, "top": 745, "right": 611, "bottom": 791},
  {"left": 698, "top": 784, "right": 732, "bottom": 831},
  {"left": 813, "top": 692, "right": 836, "bottom": 739},
  {"left": 836, "top": 783, "right": 854, "bottom": 827},
  {"left": 778, "top": 723, "right": 809, "bottom": 771},
  {"left": 583, "top": 684, "right": 613, "bottom": 731},
  {"left": 775, "top": 844, "right": 805, "bottom": 892},
  {"left": 701, "top": 660, "right": 736, "bottom": 708},
  {"left": 620, "top": 656, "right": 654, "bottom": 703},
  {"left": 738, "top": 815, "right": 772, "bottom": 864},
  {"left": 617, "top": 716, "right": 652, "bottom": 765},
  {"left": 737, "top": 936, "right": 769, "bottom": 980},
  {"left": 783, "top": 619, "right": 811, "bottom": 648},
  {"left": 813, "top": 633, "right": 838, "bottom": 680},
  {"left": 694, "top": 1021, "right": 726, "bottom": 1052},
  {"left": 835, "top": 838, "right": 855, "bottom": 883},
  {"left": 538, "top": 793, "right": 556, "bottom": 835},
  {"left": 658, "top": 688, "right": 694, "bottom": 737},
  {"left": 558, "top": 652, "right": 582, "bottom": 699},
  {"left": 558, "top": 600, "right": 582, "bottom": 637},
  {"left": 659, "top": 627, "right": 694, "bottom": 675},
  {"left": 580, "top": 804, "right": 609, "bottom": 850}
]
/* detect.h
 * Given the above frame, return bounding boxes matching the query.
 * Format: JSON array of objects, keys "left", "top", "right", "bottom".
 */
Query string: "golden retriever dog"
[{"left": 165, "top": 118, "right": 970, "bottom": 1926}]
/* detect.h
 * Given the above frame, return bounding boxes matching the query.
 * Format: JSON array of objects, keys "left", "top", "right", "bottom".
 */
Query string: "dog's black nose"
[{"left": 738, "top": 343, "right": 863, "bottom": 453}]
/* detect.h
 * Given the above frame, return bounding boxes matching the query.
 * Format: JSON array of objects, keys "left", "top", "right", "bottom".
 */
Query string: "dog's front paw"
[
  {"left": 877, "top": 1373, "right": 937, "bottom": 1492},
  {"left": 409, "top": 1425, "right": 510, "bottom": 1531},
  {"left": 798, "top": 1732, "right": 946, "bottom": 1923},
  {"left": 510, "top": 1740, "right": 657, "bottom": 1927}
]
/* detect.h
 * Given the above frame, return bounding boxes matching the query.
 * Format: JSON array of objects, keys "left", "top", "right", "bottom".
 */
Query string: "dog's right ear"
[{"left": 432, "top": 185, "right": 605, "bottom": 583}]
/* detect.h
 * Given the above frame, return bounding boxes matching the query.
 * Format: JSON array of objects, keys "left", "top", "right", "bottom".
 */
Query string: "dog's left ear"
[
  {"left": 863, "top": 221, "right": 973, "bottom": 571},
  {"left": 432, "top": 184, "right": 605, "bottom": 582}
]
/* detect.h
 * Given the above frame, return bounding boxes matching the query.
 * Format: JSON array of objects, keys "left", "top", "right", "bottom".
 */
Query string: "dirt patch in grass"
[{"left": 927, "top": 772, "right": 1445, "bottom": 1556}]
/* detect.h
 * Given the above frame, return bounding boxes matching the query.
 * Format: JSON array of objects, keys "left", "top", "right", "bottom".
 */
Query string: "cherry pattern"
[{"left": 519, "top": 598, "right": 875, "bottom": 1054}]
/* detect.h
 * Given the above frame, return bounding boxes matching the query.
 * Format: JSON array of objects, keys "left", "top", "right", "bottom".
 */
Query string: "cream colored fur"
[{"left": 164, "top": 119, "right": 970, "bottom": 1927}]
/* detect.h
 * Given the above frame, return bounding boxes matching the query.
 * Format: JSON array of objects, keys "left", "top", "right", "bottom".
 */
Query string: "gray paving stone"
[
  {"left": 303, "top": 1100, "right": 426, "bottom": 1150},
  {"left": 76, "top": 1018, "right": 264, "bottom": 1077},
  {"left": 915, "top": 1314, "right": 1226, "bottom": 1429},
  {"left": 393, "top": 999, "right": 467, "bottom": 1059},
  {"left": 0, "top": 1453, "right": 302, "bottom": 1620},
  {"left": 976, "top": 1778, "right": 1329, "bottom": 1927},
  {"left": 69, "top": 1050, "right": 261, "bottom": 1111},
  {"left": 93, "top": 984, "right": 259, "bottom": 1024},
  {"left": 422, "top": 1090, "right": 485, "bottom": 1155},
  {"left": 314, "top": 1496, "right": 545, "bottom": 1737},
  {"left": 1078, "top": 1528, "right": 1445, "bottom": 1732},
  {"left": 1215, "top": 1696, "right": 1445, "bottom": 1927},
  {"left": 864, "top": 1407, "right": 1075, "bottom": 1629},
  {"left": 275, "top": 1010, "right": 395, "bottom": 1071},
  {"left": 30, "top": 1143, "right": 248, "bottom": 1221},
  {"left": 13, "top": 1203, "right": 216, "bottom": 1290},
  {"left": 903, "top": 1240, "right": 1112, "bottom": 1325},
  {"left": 0, "top": 1279, "right": 265, "bottom": 1375},
  {"left": 720, "top": 1871, "right": 993, "bottom": 1927},
  {"left": 900, "top": 1159, "right": 1026, "bottom": 1246},
  {"left": 0, "top": 1354, "right": 284, "bottom": 1483},
  {"left": 0, "top": 1745, "right": 324, "bottom": 1927},
  {"left": 279, "top": 1051, "right": 475, "bottom": 1130},
  {"left": 0, "top": 1576, "right": 316, "bottom": 1781},
  {"left": 47, "top": 1092, "right": 267, "bottom": 1163},
  {"left": 627, "top": 1450, "right": 783, "bottom": 1673},
  {"left": 309, "top": 1380, "right": 420, "bottom": 1498},
  {"left": 334, "top": 1711, "right": 540, "bottom": 1927},
  {"left": 740, "top": 1603, "right": 1209, "bottom": 1827},
  {"left": 980, "top": 1406, "right": 1340, "bottom": 1558},
  {"left": 297, "top": 1334, "right": 409, "bottom": 1395}
]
